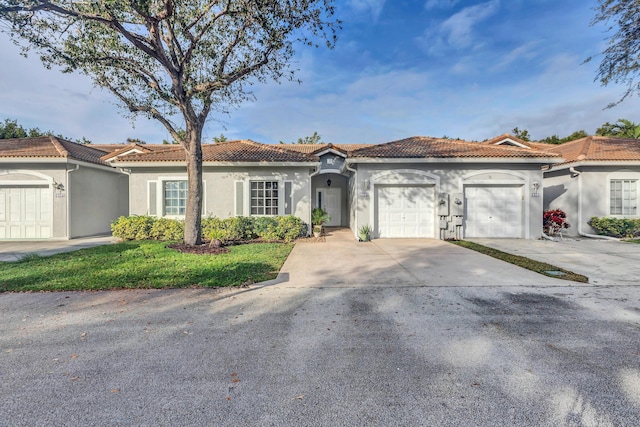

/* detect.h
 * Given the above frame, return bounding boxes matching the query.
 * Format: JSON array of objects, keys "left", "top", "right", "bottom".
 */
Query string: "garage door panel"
[
  {"left": 465, "top": 185, "right": 523, "bottom": 238},
  {"left": 376, "top": 185, "right": 435, "bottom": 238},
  {"left": 1, "top": 186, "right": 52, "bottom": 239}
]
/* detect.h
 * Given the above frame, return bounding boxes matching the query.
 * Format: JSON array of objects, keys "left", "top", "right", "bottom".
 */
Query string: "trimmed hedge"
[
  {"left": 589, "top": 217, "right": 640, "bottom": 238},
  {"left": 112, "top": 215, "right": 307, "bottom": 243}
]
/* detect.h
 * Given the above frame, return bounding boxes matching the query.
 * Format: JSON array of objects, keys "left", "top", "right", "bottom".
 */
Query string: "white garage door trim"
[
  {"left": 464, "top": 185, "right": 523, "bottom": 238},
  {"left": 0, "top": 186, "right": 53, "bottom": 239},
  {"left": 375, "top": 184, "right": 435, "bottom": 238}
]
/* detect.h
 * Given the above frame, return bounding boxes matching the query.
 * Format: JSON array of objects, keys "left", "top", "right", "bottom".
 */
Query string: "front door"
[{"left": 317, "top": 188, "right": 341, "bottom": 226}]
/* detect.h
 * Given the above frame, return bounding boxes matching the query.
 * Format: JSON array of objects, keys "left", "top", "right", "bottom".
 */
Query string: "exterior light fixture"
[{"left": 327, "top": 179, "right": 332, "bottom": 187}]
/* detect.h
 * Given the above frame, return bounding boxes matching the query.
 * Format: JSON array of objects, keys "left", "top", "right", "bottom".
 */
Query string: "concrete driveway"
[
  {"left": 470, "top": 237, "right": 640, "bottom": 286},
  {"left": 273, "top": 228, "right": 566, "bottom": 288},
  {"left": 3, "top": 230, "right": 640, "bottom": 426}
]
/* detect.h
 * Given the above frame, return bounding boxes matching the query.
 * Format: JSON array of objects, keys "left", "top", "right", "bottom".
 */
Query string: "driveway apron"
[
  {"left": 470, "top": 237, "right": 640, "bottom": 286},
  {"left": 272, "top": 228, "right": 569, "bottom": 288}
]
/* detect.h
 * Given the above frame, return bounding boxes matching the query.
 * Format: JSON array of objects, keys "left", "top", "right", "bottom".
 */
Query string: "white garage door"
[
  {"left": 0, "top": 187, "right": 52, "bottom": 239},
  {"left": 376, "top": 185, "right": 435, "bottom": 238},
  {"left": 464, "top": 185, "right": 523, "bottom": 238}
]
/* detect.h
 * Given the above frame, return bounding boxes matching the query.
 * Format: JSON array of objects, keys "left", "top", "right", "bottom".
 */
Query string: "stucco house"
[
  {"left": 0, "top": 134, "right": 567, "bottom": 241},
  {"left": 542, "top": 136, "right": 640, "bottom": 236},
  {"left": 110, "top": 136, "right": 561, "bottom": 240},
  {"left": 0, "top": 136, "right": 128, "bottom": 239}
]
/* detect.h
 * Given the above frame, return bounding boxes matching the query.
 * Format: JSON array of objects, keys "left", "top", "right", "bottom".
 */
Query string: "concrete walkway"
[
  {"left": 266, "top": 228, "right": 576, "bottom": 288},
  {"left": 0, "top": 236, "right": 117, "bottom": 262}
]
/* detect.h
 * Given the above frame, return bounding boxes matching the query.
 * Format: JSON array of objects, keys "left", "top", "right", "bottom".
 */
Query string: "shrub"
[
  {"left": 149, "top": 218, "right": 184, "bottom": 240},
  {"left": 202, "top": 217, "right": 233, "bottom": 243},
  {"left": 253, "top": 217, "right": 278, "bottom": 241},
  {"left": 274, "top": 215, "right": 307, "bottom": 242},
  {"left": 589, "top": 217, "right": 640, "bottom": 238},
  {"left": 252, "top": 217, "right": 276, "bottom": 239},
  {"left": 111, "top": 215, "right": 156, "bottom": 240},
  {"left": 113, "top": 214, "right": 307, "bottom": 243},
  {"left": 227, "top": 216, "right": 257, "bottom": 240},
  {"left": 543, "top": 209, "right": 570, "bottom": 235},
  {"left": 201, "top": 216, "right": 257, "bottom": 243}
]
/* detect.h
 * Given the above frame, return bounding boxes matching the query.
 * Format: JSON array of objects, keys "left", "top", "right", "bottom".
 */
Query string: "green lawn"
[
  {"left": 0, "top": 241, "right": 293, "bottom": 292},
  {"left": 448, "top": 240, "right": 589, "bottom": 283}
]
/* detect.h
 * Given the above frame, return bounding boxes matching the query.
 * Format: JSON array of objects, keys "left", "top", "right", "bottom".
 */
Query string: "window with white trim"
[
  {"left": 250, "top": 181, "right": 279, "bottom": 215},
  {"left": 610, "top": 179, "right": 637, "bottom": 215},
  {"left": 164, "top": 180, "right": 188, "bottom": 216}
]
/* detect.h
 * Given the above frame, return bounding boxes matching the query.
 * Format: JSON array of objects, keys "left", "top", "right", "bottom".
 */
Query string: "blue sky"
[{"left": 2, "top": 0, "right": 640, "bottom": 145}]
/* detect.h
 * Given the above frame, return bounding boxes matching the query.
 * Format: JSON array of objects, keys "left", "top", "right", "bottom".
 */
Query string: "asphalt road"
[{"left": 2, "top": 281, "right": 640, "bottom": 426}]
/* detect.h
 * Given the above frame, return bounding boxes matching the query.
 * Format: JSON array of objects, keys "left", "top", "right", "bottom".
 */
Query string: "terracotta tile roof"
[
  {"left": 0, "top": 136, "right": 112, "bottom": 167},
  {"left": 280, "top": 143, "right": 374, "bottom": 154},
  {"left": 546, "top": 136, "right": 640, "bottom": 165},
  {"left": 350, "top": 136, "right": 560, "bottom": 159},
  {"left": 113, "top": 140, "right": 315, "bottom": 163}
]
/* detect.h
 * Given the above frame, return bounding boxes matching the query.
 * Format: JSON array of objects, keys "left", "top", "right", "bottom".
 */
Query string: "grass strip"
[
  {"left": 448, "top": 240, "right": 589, "bottom": 283},
  {"left": 0, "top": 240, "right": 294, "bottom": 292}
]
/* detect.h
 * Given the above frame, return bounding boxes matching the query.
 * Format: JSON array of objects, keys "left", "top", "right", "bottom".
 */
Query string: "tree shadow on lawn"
[{"left": 0, "top": 241, "right": 280, "bottom": 291}]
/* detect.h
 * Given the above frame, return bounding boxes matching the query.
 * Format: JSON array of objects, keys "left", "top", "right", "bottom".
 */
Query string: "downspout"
[
  {"left": 66, "top": 164, "right": 80, "bottom": 239},
  {"left": 120, "top": 168, "right": 132, "bottom": 216},
  {"left": 309, "top": 165, "right": 321, "bottom": 236},
  {"left": 570, "top": 166, "right": 618, "bottom": 240},
  {"left": 345, "top": 162, "right": 358, "bottom": 239}
]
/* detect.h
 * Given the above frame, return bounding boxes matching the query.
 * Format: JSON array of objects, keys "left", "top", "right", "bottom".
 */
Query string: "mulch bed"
[
  {"left": 166, "top": 242, "right": 230, "bottom": 255},
  {"left": 167, "top": 234, "right": 327, "bottom": 255}
]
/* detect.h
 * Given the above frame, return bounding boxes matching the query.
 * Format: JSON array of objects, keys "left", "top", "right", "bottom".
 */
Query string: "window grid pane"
[
  {"left": 250, "top": 181, "right": 279, "bottom": 215},
  {"left": 611, "top": 179, "right": 637, "bottom": 215},
  {"left": 164, "top": 180, "right": 187, "bottom": 216}
]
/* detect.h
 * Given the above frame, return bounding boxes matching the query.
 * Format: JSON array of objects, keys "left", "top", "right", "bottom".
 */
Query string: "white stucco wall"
[
  {"left": 351, "top": 162, "right": 546, "bottom": 239},
  {"left": 127, "top": 165, "right": 314, "bottom": 225},
  {"left": 68, "top": 165, "right": 129, "bottom": 238},
  {"left": 544, "top": 165, "right": 640, "bottom": 235}
]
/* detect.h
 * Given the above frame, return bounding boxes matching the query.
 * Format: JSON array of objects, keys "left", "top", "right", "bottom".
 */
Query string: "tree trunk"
[{"left": 183, "top": 130, "right": 203, "bottom": 246}]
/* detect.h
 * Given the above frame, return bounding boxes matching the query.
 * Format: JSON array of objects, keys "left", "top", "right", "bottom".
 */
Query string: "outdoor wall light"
[
  {"left": 52, "top": 181, "right": 65, "bottom": 191},
  {"left": 532, "top": 182, "right": 540, "bottom": 192},
  {"left": 327, "top": 178, "right": 332, "bottom": 187}
]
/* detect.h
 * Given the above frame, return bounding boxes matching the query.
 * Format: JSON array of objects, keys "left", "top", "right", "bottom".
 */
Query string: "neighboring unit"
[
  {"left": 543, "top": 136, "right": 640, "bottom": 236},
  {"left": 0, "top": 136, "right": 128, "bottom": 239}
]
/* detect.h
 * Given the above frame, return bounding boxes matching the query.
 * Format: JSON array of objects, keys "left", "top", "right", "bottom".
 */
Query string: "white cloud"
[
  {"left": 424, "top": 0, "right": 460, "bottom": 11},
  {"left": 491, "top": 41, "right": 540, "bottom": 71},
  {"left": 441, "top": 0, "right": 500, "bottom": 48},
  {"left": 417, "top": 0, "right": 500, "bottom": 55},
  {"left": 348, "top": 0, "right": 387, "bottom": 21}
]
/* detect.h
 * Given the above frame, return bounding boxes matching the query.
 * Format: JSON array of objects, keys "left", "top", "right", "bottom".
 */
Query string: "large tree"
[
  {"left": 596, "top": 118, "right": 640, "bottom": 138},
  {"left": 589, "top": 0, "right": 640, "bottom": 106},
  {"left": 0, "top": 118, "right": 46, "bottom": 139},
  {"left": 0, "top": 1, "right": 338, "bottom": 245},
  {"left": 279, "top": 130, "right": 323, "bottom": 144}
]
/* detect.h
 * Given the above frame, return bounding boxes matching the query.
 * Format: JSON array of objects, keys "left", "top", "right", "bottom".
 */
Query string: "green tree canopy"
[
  {"left": 0, "top": 118, "right": 46, "bottom": 139},
  {"left": 279, "top": 131, "right": 324, "bottom": 144},
  {"left": 540, "top": 130, "right": 588, "bottom": 145},
  {"left": 0, "top": 1, "right": 339, "bottom": 245},
  {"left": 596, "top": 118, "right": 640, "bottom": 138},
  {"left": 212, "top": 134, "right": 228, "bottom": 143},
  {"left": 0, "top": 118, "right": 91, "bottom": 143},
  {"left": 511, "top": 127, "right": 531, "bottom": 142}
]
